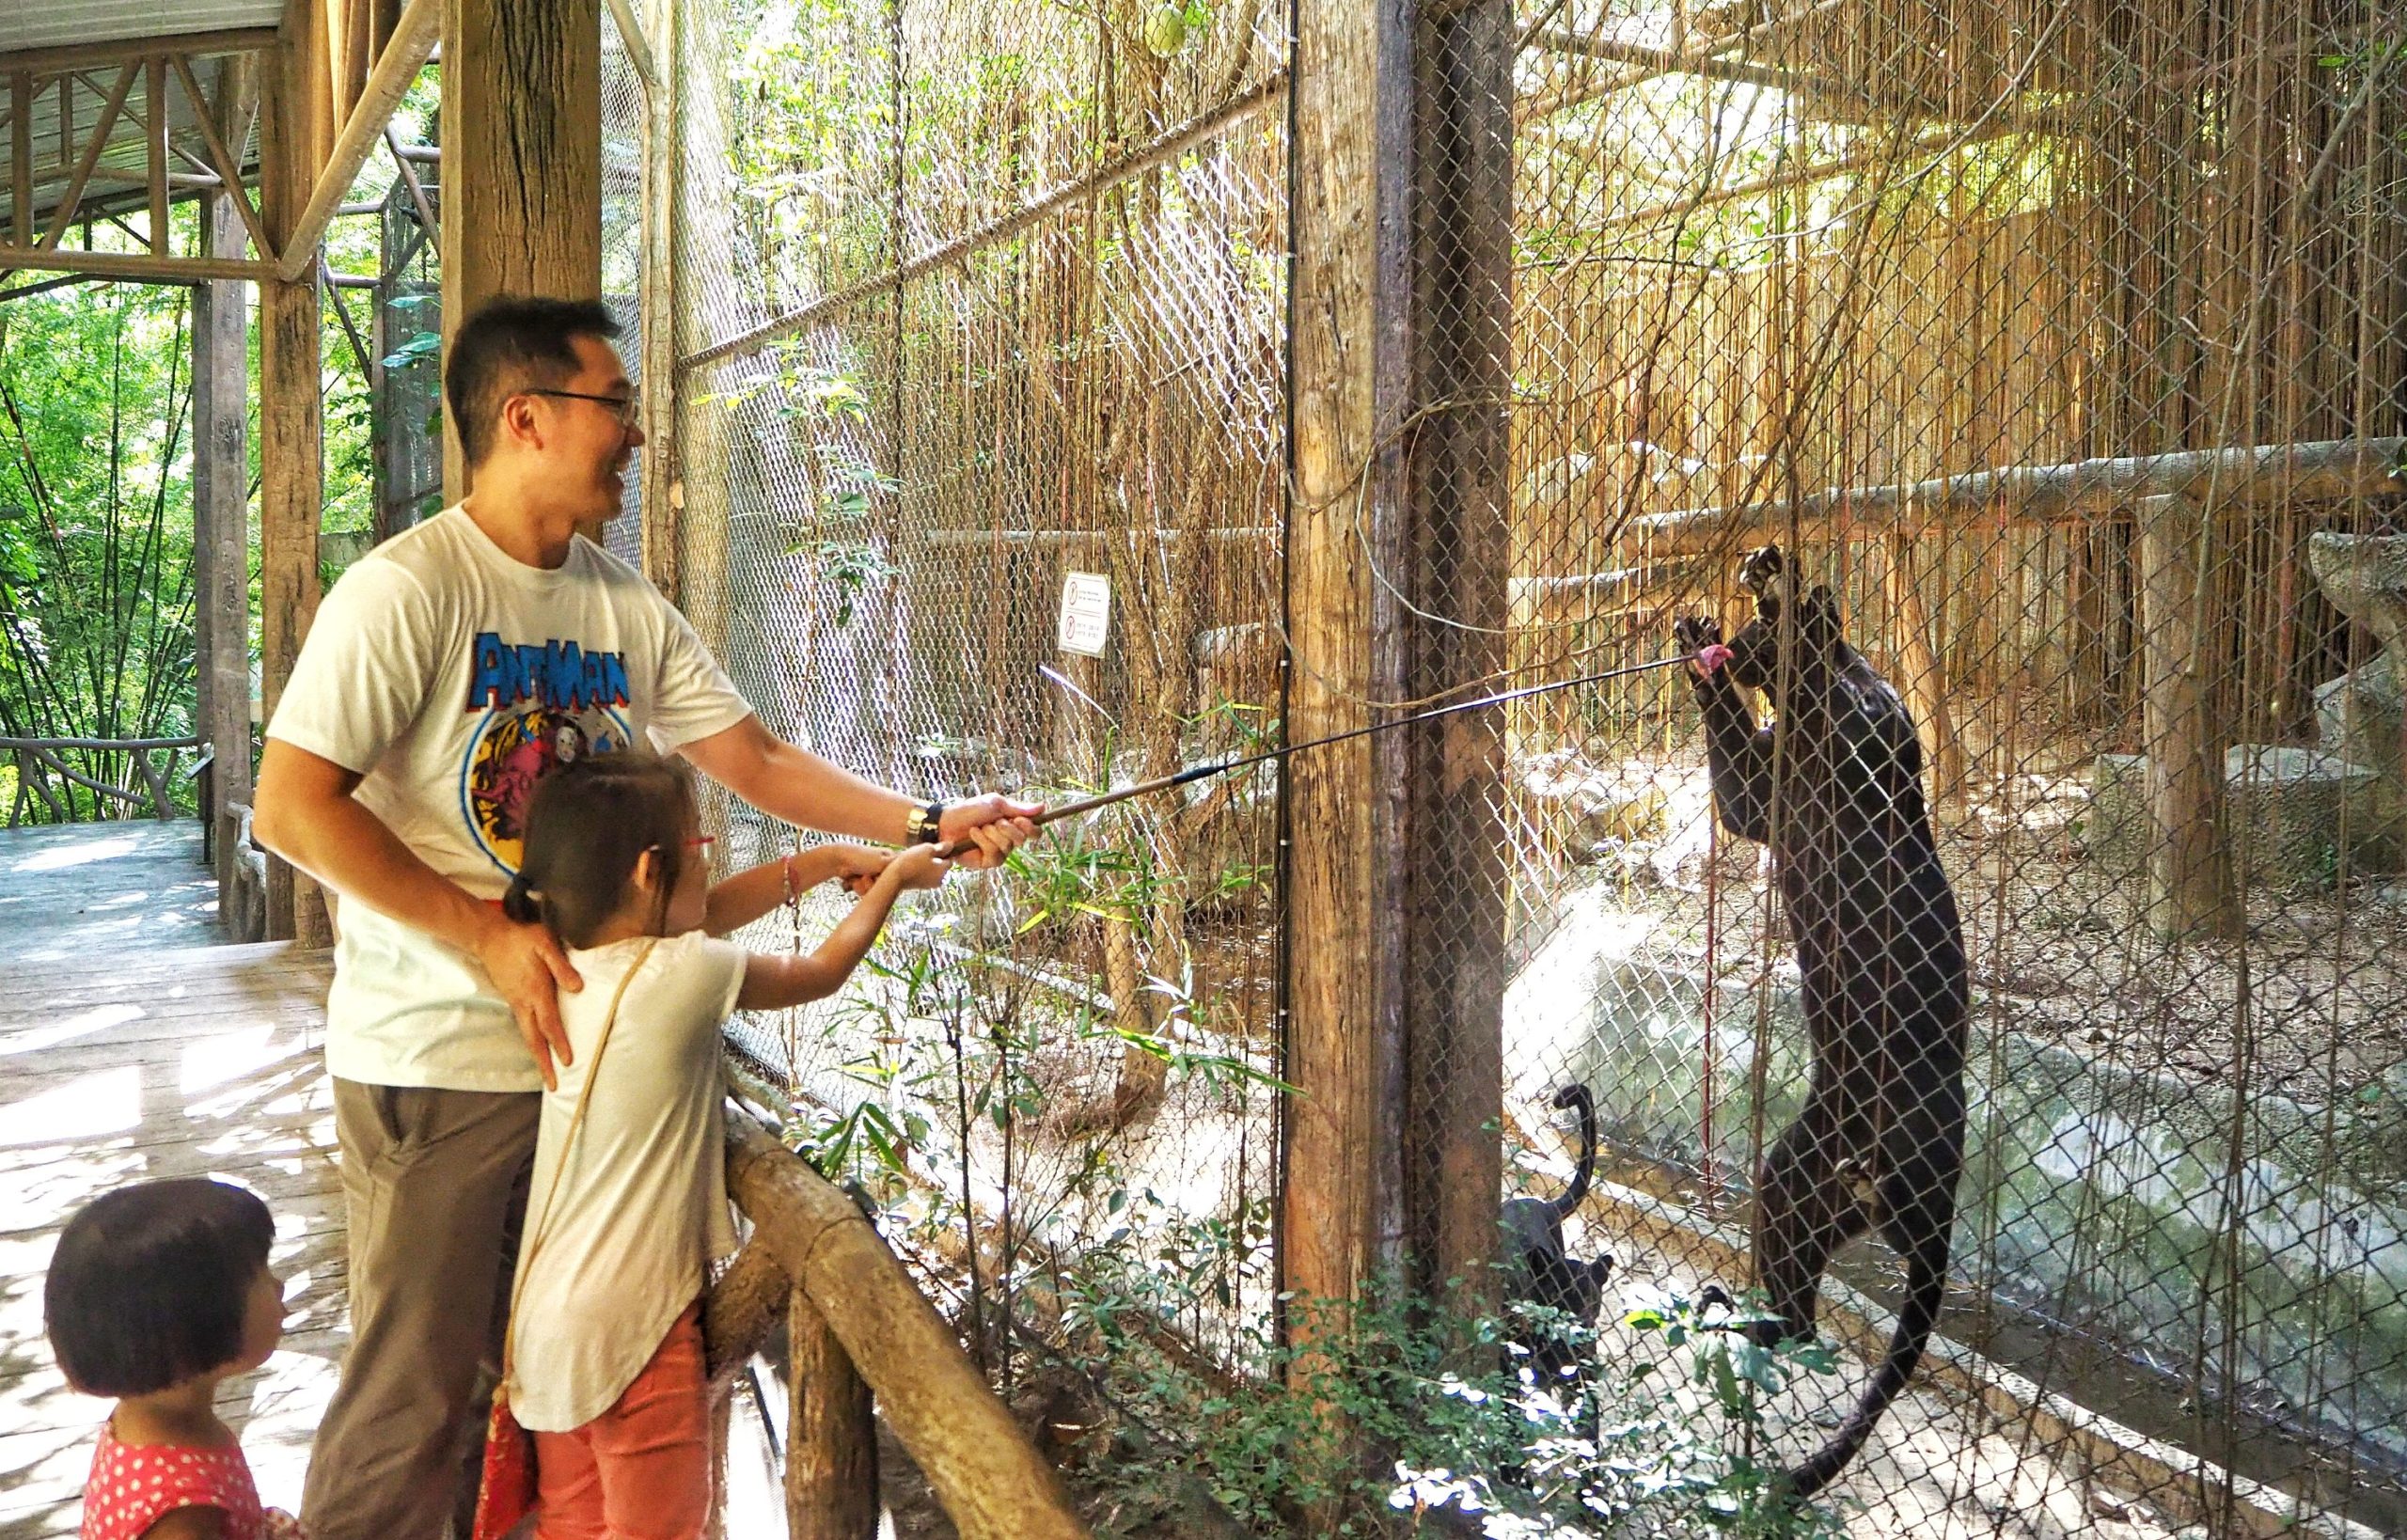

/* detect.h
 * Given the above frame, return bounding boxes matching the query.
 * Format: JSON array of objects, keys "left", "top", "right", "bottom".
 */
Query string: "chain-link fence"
[
  {"left": 670, "top": 0, "right": 1292, "bottom": 1386},
  {"left": 1490, "top": 0, "right": 2407, "bottom": 1531},
  {"left": 642, "top": 0, "right": 2407, "bottom": 1529}
]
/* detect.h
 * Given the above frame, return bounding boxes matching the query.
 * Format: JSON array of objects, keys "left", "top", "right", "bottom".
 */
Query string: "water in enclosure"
[{"left": 636, "top": 0, "right": 2407, "bottom": 1529}]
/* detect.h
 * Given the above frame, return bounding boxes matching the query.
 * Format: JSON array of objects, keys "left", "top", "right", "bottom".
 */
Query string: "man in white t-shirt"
[{"left": 254, "top": 295, "right": 1037, "bottom": 1540}]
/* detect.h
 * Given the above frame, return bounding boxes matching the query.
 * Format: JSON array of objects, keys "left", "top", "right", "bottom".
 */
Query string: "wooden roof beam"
[
  {"left": 172, "top": 54, "right": 275, "bottom": 263},
  {"left": 34, "top": 63, "right": 136, "bottom": 250},
  {"left": 273, "top": 0, "right": 437, "bottom": 282},
  {"left": 0, "top": 28, "right": 281, "bottom": 77},
  {"left": 0, "top": 244, "right": 270, "bottom": 282}
]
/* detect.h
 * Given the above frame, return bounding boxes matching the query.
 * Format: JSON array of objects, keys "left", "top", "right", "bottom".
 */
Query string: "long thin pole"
[{"left": 938, "top": 652, "right": 1694, "bottom": 855}]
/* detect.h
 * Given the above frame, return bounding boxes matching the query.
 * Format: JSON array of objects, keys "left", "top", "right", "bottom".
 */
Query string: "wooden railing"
[
  {"left": 2, "top": 735, "right": 206, "bottom": 827},
  {"left": 703, "top": 1109, "right": 1090, "bottom": 1540}
]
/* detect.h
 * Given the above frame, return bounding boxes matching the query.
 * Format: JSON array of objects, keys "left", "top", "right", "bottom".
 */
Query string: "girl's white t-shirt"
[
  {"left": 507, "top": 931, "right": 748, "bottom": 1431},
  {"left": 264, "top": 507, "right": 753, "bottom": 1091}
]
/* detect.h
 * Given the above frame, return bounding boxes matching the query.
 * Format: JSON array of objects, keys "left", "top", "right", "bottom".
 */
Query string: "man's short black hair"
[
  {"left": 45, "top": 1178, "right": 274, "bottom": 1396},
  {"left": 443, "top": 294, "right": 623, "bottom": 468}
]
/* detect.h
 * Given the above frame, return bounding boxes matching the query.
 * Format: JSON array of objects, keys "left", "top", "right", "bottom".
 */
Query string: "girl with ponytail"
[{"left": 493, "top": 753, "right": 944, "bottom": 1540}]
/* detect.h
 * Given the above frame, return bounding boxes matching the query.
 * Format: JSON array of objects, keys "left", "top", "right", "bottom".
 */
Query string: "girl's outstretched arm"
[
  {"left": 736, "top": 844, "right": 948, "bottom": 1010},
  {"left": 705, "top": 845, "right": 891, "bottom": 936}
]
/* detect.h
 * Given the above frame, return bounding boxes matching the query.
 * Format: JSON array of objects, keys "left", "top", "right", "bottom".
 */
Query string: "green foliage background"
[{"left": 0, "top": 282, "right": 201, "bottom": 770}]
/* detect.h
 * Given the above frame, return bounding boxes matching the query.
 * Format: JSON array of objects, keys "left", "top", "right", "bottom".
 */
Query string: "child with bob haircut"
[
  {"left": 43, "top": 1177, "right": 303, "bottom": 1540},
  {"left": 496, "top": 752, "right": 944, "bottom": 1540}
]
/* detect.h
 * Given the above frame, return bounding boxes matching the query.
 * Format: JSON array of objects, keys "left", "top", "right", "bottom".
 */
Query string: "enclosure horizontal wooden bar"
[
  {"left": 1626, "top": 437, "right": 2407, "bottom": 556},
  {"left": 910, "top": 526, "right": 1275, "bottom": 548}
]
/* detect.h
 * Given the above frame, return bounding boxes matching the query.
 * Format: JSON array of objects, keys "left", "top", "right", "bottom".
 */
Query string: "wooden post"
[
  {"left": 10, "top": 73, "right": 31, "bottom": 247},
  {"left": 722, "top": 1117, "right": 1086, "bottom": 1540},
  {"left": 2136, "top": 493, "right": 2238, "bottom": 940},
  {"left": 192, "top": 191, "right": 254, "bottom": 899},
  {"left": 1282, "top": 0, "right": 1413, "bottom": 1365},
  {"left": 679, "top": 392, "right": 732, "bottom": 656},
  {"left": 1405, "top": 0, "right": 1512, "bottom": 1310},
  {"left": 637, "top": 0, "right": 681, "bottom": 595},
  {"left": 787, "top": 1288, "right": 878, "bottom": 1540},
  {"left": 144, "top": 59, "right": 169, "bottom": 254},
  {"left": 1883, "top": 526, "right": 1966, "bottom": 804},
  {"left": 261, "top": 1, "right": 335, "bottom": 946},
  {"left": 439, "top": 0, "right": 605, "bottom": 506},
  {"left": 700, "top": 1238, "right": 790, "bottom": 1386}
]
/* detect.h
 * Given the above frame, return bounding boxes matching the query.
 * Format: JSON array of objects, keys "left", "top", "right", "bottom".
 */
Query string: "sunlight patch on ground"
[
  {"left": 8, "top": 837, "right": 143, "bottom": 874},
  {"left": 0, "top": 1003, "right": 142, "bottom": 1058},
  {"left": 228, "top": 1350, "right": 340, "bottom": 1514},
  {"left": 180, "top": 1025, "right": 295, "bottom": 1096},
  {"left": 0, "top": 1069, "right": 140, "bottom": 1148}
]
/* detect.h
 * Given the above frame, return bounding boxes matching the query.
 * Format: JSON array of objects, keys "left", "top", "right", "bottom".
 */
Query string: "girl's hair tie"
[{"left": 501, "top": 871, "right": 544, "bottom": 924}]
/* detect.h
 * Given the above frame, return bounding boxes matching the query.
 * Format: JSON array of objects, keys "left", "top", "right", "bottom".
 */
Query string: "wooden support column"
[
  {"left": 439, "top": 0, "right": 604, "bottom": 506},
  {"left": 260, "top": 0, "right": 335, "bottom": 945},
  {"left": 1883, "top": 525, "right": 1966, "bottom": 804},
  {"left": 1404, "top": 0, "right": 1512, "bottom": 1311},
  {"left": 637, "top": 0, "right": 681, "bottom": 595},
  {"left": 192, "top": 193, "right": 254, "bottom": 897},
  {"left": 679, "top": 393, "right": 732, "bottom": 657},
  {"left": 1282, "top": 0, "right": 1414, "bottom": 1351},
  {"left": 2136, "top": 494, "right": 2238, "bottom": 940},
  {"left": 787, "top": 1289, "right": 878, "bottom": 1540}
]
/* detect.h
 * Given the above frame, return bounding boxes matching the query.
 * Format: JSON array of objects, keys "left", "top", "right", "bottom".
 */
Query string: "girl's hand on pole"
[
  {"left": 826, "top": 843, "right": 892, "bottom": 896},
  {"left": 887, "top": 842, "right": 952, "bottom": 891},
  {"left": 936, "top": 794, "right": 1044, "bottom": 870}
]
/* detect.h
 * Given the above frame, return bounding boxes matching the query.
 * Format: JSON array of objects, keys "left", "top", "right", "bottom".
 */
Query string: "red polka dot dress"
[{"left": 79, "top": 1422, "right": 306, "bottom": 1540}]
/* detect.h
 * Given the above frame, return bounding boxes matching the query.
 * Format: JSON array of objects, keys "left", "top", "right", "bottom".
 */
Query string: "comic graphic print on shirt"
[{"left": 460, "top": 631, "right": 636, "bottom": 875}]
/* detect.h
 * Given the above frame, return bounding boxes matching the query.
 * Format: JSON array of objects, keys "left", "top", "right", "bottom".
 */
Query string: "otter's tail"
[
  {"left": 1550, "top": 1084, "right": 1597, "bottom": 1217},
  {"left": 1782, "top": 1246, "right": 1945, "bottom": 1500}
]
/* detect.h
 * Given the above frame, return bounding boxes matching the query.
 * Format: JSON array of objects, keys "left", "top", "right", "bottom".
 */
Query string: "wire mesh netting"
[
  {"left": 645, "top": 0, "right": 2407, "bottom": 1529},
  {"left": 669, "top": 0, "right": 1293, "bottom": 1382},
  {"left": 1485, "top": 0, "right": 2407, "bottom": 1531}
]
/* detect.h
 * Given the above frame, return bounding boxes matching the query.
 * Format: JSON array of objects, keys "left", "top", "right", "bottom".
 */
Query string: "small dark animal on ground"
[
  {"left": 1499, "top": 1083, "right": 1613, "bottom": 1387},
  {"left": 1673, "top": 545, "right": 1969, "bottom": 1498}
]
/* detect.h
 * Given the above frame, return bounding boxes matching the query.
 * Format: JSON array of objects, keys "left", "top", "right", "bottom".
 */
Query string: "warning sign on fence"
[{"left": 1057, "top": 572, "right": 1110, "bottom": 657}]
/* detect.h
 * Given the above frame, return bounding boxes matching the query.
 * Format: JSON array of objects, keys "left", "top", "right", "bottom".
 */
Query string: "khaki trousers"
[{"left": 301, "top": 1080, "right": 541, "bottom": 1540}]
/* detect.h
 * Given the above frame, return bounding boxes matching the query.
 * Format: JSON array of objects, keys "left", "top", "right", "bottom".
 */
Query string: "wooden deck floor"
[
  {"left": 0, "top": 821, "right": 226, "bottom": 965},
  {"left": 0, "top": 942, "right": 340, "bottom": 1540}
]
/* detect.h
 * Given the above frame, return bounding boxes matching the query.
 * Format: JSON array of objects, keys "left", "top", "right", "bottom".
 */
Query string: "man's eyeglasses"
[{"left": 525, "top": 388, "right": 640, "bottom": 428}]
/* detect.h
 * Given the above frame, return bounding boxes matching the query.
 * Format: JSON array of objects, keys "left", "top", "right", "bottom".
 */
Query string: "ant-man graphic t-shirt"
[{"left": 266, "top": 507, "right": 752, "bottom": 1092}]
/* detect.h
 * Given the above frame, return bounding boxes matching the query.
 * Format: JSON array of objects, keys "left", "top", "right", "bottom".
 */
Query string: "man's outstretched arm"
[
  {"left": 676, "top": 715, "right": 1040, "bottom": 867},
  {"left": 252, "top": 739, "right": 584, "bottom": 1087}
]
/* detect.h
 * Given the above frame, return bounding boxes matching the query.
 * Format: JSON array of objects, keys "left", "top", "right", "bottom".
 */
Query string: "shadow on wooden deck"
[{"left": 0, "top": 943, "right": 340, "bottom": 1540}]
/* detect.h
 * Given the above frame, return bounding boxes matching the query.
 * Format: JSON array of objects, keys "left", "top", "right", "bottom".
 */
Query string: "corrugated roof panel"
[{"left": 0, "top": 0, "right": 283, "bottom": 56}]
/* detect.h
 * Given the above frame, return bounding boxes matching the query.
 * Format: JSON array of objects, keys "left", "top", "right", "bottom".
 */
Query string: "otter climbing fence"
[{"left": 642, "top": 0, "right": 2407, "bottom": 1529}]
